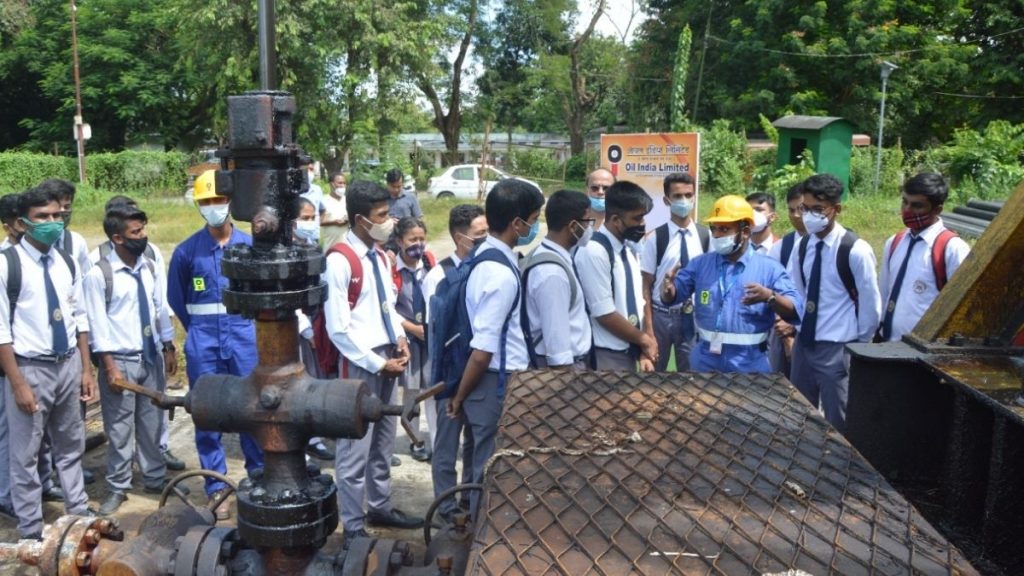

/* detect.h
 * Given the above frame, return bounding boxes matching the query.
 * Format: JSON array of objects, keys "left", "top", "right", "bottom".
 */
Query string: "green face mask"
[{"left": 20, "top": 218, "right": 64, "bottom": 246}]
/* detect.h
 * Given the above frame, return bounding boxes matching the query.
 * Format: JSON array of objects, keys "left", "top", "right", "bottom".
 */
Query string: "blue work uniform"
[
  {"left": 667, "top": 247, "right": 803, "bottom": 373},
  {"left": 167, "top": 226, "right": 264, "bottom": 495}
]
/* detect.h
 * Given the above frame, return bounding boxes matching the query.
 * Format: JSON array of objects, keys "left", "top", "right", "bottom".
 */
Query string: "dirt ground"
[{"left": 0, "top": 380, "right": 447, "bottom": 574}]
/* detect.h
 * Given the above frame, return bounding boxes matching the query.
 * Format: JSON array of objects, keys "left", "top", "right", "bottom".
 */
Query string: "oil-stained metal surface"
[{"left": 468, "top": 370, "right": 979, "bottom": 575}]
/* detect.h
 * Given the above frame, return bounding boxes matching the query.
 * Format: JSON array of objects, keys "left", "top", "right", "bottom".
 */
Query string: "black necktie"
[
  {"left": 40, "top": 255, "right": 69, "bottom": 355},
  {"left": 368, "top": 250, "right": 397, "bottom": 344},
  {"left": 621, "top": 246, "right": 640, "bottom": 359},
  {"left": 880, "top": 235, "right": 923, "bottom": 340},
  {"left": 678, "top": 229, "right": 690, "bottom": 267},
  {"left": 411, "top": 269, "right": 425, "bottom": 326},
  {"left": 127, "top": 269, "right": 158, "bottom": 359},
  {"left": 799, "top": 241, "right": 826, "bottom": 346}
]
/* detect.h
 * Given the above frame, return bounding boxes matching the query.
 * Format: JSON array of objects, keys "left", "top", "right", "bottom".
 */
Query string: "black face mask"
[
  {"left": 122, "top": 237, "right": 149, "bottom": 257},
  {"left": 622, "top": 223, "right": 646, "bottom": 243}
]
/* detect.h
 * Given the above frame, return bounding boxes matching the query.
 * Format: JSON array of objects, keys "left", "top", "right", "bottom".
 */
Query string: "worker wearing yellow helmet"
[
  {"left": 658, "top": 194, "right": 803, "bottom": 373},
  {"left": 167, "top": 169, "right": 263, "bottom": 519}
]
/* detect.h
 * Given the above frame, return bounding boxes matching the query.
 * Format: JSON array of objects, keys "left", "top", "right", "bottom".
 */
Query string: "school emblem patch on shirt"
[{"left": 913, "top": 280, "right": 927, "bottom": 294}]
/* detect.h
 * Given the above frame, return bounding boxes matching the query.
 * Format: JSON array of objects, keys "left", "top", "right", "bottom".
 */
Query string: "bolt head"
[{"left": 75, "top": 551, "right": 91, "bottom": 568}]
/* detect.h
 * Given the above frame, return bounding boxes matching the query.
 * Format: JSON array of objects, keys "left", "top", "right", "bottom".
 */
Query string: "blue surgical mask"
[
  {"left": 294, "top": 220, "right": 319, "bottom": 244},
  {"left": 590, "top": 197, "right": 606, "bottom": 213},
  {"left": 517, "top": 218, "right": 540, "bottom": 247},
  {"left": 670, "top": 199, "right": 693, "bottom": 219}
]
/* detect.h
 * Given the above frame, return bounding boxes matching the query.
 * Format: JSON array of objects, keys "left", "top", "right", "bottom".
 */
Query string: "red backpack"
[
  {"left": 888, "top": 228, "right": 958, "bottom": 291},
  {"left": 312, "top": 243, "right": 363, "bottom": 378}
]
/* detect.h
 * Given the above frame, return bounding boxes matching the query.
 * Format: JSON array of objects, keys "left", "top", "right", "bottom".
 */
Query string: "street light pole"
[
  {"left": 874, "top": 61, "right": 898, "bottom": 195},
  {"left": 70, "top": 0, "right": 86, "bottom": 183}
]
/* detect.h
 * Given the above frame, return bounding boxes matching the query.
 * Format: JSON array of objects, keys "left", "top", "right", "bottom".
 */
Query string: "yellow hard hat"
[
  {"left": 193, "top": 170, "right": 221, "bottom": 202},
  {"left": 706, "top": 195, "right": 755, "bottom": 226}
]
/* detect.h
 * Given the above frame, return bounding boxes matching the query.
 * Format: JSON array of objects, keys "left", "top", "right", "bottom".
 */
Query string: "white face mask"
[
  {"left": 360, "top": 215, "right": 394, "bottom": 244},
  {"left": 332, "top": 186, "right": 346, "bottom": 197},
  {"left": 199, "top": 204, "right": 230, "bottom": 227},
  {"left": 294, "top": 220, "right": 319, "bottom": 243},
  {"left": 751, "top": 211, "right": 769, "bottom": 233},
  {"left": 801, "top": 211, "right": 829, "bottom": 235},
  {"left": 711, "top": 233, "right": 742, "bottom": 256},
  {"left": 572, "top": 221, "right": 593, "bottom": 247}
]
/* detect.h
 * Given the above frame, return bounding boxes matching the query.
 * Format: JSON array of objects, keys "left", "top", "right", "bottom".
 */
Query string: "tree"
[
  {"left": 565, "top": 0, "right": 606, "bottom": 154},
  {"left": 670, "top": 24, "right": 692, "bottom": 132}
]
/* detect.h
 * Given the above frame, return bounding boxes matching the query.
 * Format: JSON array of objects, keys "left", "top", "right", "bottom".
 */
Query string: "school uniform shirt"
[
  {"left": 424, "top": 253, "right": 460, "bottom": 325},
  {"left": 574, "top": 227, "right": 646, "bottom": 351},
  {"left": 89, "top": 241, "right": 167, "bottom": 270},
  {"left": 787, "top": 223, "right": 881, "bottom": 343},
  {"left": 750, "top": 233, "right": 777, "bottom": 257},
  {"left": 84, "top": 249, "right": 173, "bottom": 354},
  {"left": 395, "top": 254, "right": 429, "bottom": 325},
  {"left": 879, "top": 218, "right": 970, "bottom": 342},
  {"left": 0, "top": 241, "right": 88, "bottom": 358},
  {"left": 466, "top": 237, "right": 528, "bottom": 372},
  {"left": 639, "top": 220, "right": 704, "bottom": 311},
  {"left": 526, "top": 240, "right": 591, "bottom": 365},
  {"left": 56, "top": 229, "right": 92, "bottom": 277},
  {"left": 324, "top": 231, "right": 405, "bottom": 375}
]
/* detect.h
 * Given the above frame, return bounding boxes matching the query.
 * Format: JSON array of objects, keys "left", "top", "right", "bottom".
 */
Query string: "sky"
[{"left": 578, "top": 0, "right": 648, "bottom": 43}]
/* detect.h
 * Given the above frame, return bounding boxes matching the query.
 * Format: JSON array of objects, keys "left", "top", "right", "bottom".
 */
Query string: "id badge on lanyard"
[{"left": 711, "top": 263, "right": 738, "bottom": 355}]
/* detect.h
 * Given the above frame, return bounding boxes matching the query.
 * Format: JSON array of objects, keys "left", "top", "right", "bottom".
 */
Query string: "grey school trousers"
[
  {"left": 100, "top": 354, "right": 166, "bottom": 494},
  {"left": 790, "top": 339, "right": 851, "bottom": 432},
  {"left": 5, "top": 354, "right": 89, "bottom": 536},
  {"left": 335, "top": 346, "right": 398, "bottom": 532},
  {"left": 432, "top": 398, "right": 476, "bottom": 517},
  {"left": 593, "top": 347, "right": 637, "bottom": 371}
]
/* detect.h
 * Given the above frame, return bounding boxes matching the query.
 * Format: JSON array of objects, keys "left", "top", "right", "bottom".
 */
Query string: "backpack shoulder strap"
[
  {"left": 522, "top": 249, "right": 578, "bottom": 308},
  {"left": 780, "top": 231, "right": 796, "bottom": 268},
  {"left": 837, "top": 229, "right": 860, "bottom": 307},
  {"left": 53, "top": 246, "right": 76, "bottom": 283},
  {"left": 797, "top": 235, "right": 810, "bottom": 286},
  {"left": 932, "top": 229, "right": 958, "bottom": 290},
  {"left": 145, "top": 243, "right": 156, "bottom": 261},
  {"left": 98, "top": 257, "right": 114, "bottom": 306},
  {"left": 439, "top": 256, "right": 455, "bottom": 274},
  {"left": 326, "top": 243, "right": 363, "bottom": 309},
  {"left": 423, "top": 250, "right": 437, "bottom": 270},
  {"left": 591, "top": 232, "right": 616, "bottom": 298},
  {"left": 888, "top": 230, "right": 907, "bottom": 265},
  {"left": 696, "top": 224, "right": 710, "bottom": 253},
  {"left": 3, "top": 246, "right": 20, "bottom": 322},
  {"left": 63, "top": 229, "right": 72, "bottom": 256},
  {"left": 654, "top": 224, "right": 669, "bottom": 269},
  {"left": 99, "top": 241, "right": 112, "bottom": 260}
]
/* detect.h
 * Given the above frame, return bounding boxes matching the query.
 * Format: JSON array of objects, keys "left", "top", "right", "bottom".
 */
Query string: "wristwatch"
[{"left": 766, "top": 292, "right": 777, "bottom": 307}]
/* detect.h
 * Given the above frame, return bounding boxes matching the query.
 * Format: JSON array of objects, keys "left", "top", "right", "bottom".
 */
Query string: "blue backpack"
[{"left": 429, "top": 247, "right": 520, "bottom": 400}]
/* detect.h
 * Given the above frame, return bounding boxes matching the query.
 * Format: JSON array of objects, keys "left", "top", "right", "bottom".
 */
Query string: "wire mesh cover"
[{"left": 466, "top": 370, "right": 978, "bottom": 576}]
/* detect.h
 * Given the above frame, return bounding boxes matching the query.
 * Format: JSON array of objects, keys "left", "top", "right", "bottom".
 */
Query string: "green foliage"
[
  {"left": 915, "top": 120, "right": 1024, "bottom": 202},
  {"left": 759, "top": 114, "right": 779, "bottom": 145},
  {"left": 699, "top": 120, "right": 746, "bottom": 197},
  {"left": 849, "top": 145, "right": 906, "bottom": 196},
  {"left": 0, "top": 151, "right": 187, "bottom": 197},
  {"left": 750, "top": 149, "right": 817, "bottom": 200},
  {"left": 509, "top": 149, "right": 561, "bottom": 180},
  {"left": 563, "top": 153, "right": 593, "bottom": 182},
  {"left": 0, "top": 152, "right": 76, "bottom": 192},
  {"left": 670, "top": 25, "right": 692, "bottom": 132}
]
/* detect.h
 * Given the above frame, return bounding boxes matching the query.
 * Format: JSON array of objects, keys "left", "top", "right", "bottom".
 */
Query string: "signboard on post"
[{"left": 599, "top": 133, "right": 701, "bottom": 229}]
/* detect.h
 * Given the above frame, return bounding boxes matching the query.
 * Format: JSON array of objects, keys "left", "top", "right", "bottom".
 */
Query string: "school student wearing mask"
[
  {"left": 574, "top": 181, "right": 657, "bottom": 372},
  {"left": 445, "top": 179, "right": 544, "bottom": 517},
  {"left": 787, "top": 174, "right": 881, "bottom": 431},
  {"left": 427, "top": 203, "right": 487, "bottom": 523},
  {"left": 522, "top": 190, "right": 593, "bottom": 370},
  {"left": 640, "top": 173, "right": 707, "bottom": 371},
  {"left": 323, "top": 181, "right": 420, "bottom": 541}
]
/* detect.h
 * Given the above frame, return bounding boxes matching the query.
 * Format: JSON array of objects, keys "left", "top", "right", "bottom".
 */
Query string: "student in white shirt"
[
  {"left": 878, "top": 172, "right": 970, "bottom": 342},
  {"left": 767, "top": 183, "right": 807, "bottom": 375},
  {"left": 86, "top": 206, "right": 179, "bottom": 515},
  {"left": 446, "top": 179, "right": 544, "bottom": 517},
  {"left": 641, "top": 173, "right": 705, "bottom": 371},
  {"left": 523, "top": 190, "right": 593, "bottom": 369},
  {"left": 0, "top": 187, "right": 97, "bottom": 539},
  {"left": 428, "top": 203, "right": 487, "bottom": 523},
  {"left": 788, "top": 174, "right": 882, "bottom": 431},
  {"left": 746, "top": 191, "right": 779, "bottom": 256},
  {"left": 575, "top": 181, "right": 657, "bottom": 372},
  {"left": 324, "top": 180, "right": 421, "bottom": 540}
]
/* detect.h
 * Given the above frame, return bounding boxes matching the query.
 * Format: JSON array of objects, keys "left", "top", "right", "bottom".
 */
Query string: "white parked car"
[{"left": 427, "top": 165, "right": 540, "bottom": 200}]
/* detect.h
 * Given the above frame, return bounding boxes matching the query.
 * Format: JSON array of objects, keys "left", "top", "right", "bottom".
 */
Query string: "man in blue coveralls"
[
  {"left": 168, "top": 170, "right": 264, "bottom": 519},
  {"left": 659, "top": 195, "right": 803, "bottom": 373}
]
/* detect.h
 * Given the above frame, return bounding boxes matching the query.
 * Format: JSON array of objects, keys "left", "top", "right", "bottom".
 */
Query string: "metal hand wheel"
[{"left": 158, "top": 470, "right": 238, "bottom": 519}]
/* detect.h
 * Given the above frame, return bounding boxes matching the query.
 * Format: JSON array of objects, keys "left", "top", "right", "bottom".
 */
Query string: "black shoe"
[
  {"left": 20, "top": 532, "right": 42, "bottom": 541},
  {"left": 163, "top": 450, "right": 186, "bottom": 471},
  {"left": 144, "top": 480, "right": 190, "bottom": 496},
  {"left": 410, "top": 443, "right": 431, "bottom": 462},
  {"left": 0, "top": 502, "right": 16, "bottom": 521},
  {"left": 342, "top": 528, "right": 370, "bottom": 549},
  {"left": 390, "top": 455, "right": 401, "bottom": 467},
  {"left": 42, "top": 486, "right": 65, "bottom": 502},
  {"left": 83, "top": 469, "right": 95, "bottom": 485},
  {"left": 98, "top": 492, "right": 127, "bottom": 515},
  {"left": 305, "top": 442, "right": 335, "bottom": 461},
  {"left": 366, "top": 508, "right": 424, "bottom": 529}
]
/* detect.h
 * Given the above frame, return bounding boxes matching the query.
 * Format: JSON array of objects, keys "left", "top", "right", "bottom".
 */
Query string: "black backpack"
[
  {"left": 654, "top": 222, "right": 710, "bottom": 269},
  {"left": 797, "top": 230, "right": 861, "bottom": 314}
]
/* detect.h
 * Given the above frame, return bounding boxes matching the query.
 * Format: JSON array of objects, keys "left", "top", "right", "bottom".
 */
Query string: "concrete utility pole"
[
  {"left": 70, "top": 0, "right": 86, "bottom": 183},
  {"left": 874, "top": 61, "right": 898, "bottom": 195}
]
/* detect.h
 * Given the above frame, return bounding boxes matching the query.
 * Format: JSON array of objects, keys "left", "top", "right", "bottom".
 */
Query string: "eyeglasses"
[
  {"left": 577, "top": 218, "right": 596, "bottom": 228},
  {"left": 798, "top": 204, "right": 832, "bottom": 216},
  {"left": 588, "top": 184, "right": 610, "bottom": 192}
]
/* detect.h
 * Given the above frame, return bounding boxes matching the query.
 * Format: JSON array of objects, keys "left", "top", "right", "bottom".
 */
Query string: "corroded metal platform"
[{"left": 467, "top": 370, "right": 978, "bottom": 575}]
